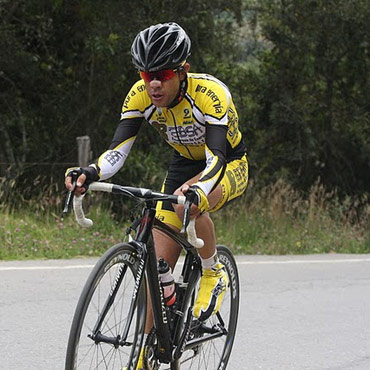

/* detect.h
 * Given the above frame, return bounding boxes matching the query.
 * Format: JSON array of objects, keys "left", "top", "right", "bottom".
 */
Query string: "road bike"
[{"left": 64, "top": 181, "right": 240, "bottom": 369}]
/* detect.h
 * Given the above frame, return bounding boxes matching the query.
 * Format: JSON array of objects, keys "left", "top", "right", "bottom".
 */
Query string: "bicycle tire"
[
  {"left": 65, "top": 243, "right": 147, "bottom": 370},
  {"left": 173, "top": 245, "right": 240, "bottom": 370}
]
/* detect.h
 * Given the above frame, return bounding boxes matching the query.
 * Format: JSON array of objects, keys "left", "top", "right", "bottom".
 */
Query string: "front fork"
[{"left": 89, "top": 244, "right": 146, "bottom": 346}]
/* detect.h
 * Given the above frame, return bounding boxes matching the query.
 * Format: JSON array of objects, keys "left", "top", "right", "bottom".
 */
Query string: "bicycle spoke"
[{"left": 65, "top": 244, "right": 146, "bottom": 370}]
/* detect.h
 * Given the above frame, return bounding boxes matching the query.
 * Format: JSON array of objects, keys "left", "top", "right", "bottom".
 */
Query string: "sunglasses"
[{"left": 139, "top": 68, "right": 180, "bottom": 83}]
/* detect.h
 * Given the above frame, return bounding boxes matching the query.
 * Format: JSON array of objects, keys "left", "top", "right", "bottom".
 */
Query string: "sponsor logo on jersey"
[{"left": 151, "top": 120, "right": 205, "bottom": 145}]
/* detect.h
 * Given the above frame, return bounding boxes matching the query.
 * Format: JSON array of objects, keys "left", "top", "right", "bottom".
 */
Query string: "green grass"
[
  {"left": 214, "top": 207, "right": 369, "bottom": 255},
  {"left": 0, "top": 207, "right": 127, "bottom": 260},
  {"left": 0, "top": 180, "right": 369, "bottom": 260},
  {"left": 213, "top": 180, "right": 370, "bottom": 254}
]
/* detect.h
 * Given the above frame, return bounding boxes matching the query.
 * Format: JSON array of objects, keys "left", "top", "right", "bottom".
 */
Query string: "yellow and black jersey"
[{"left": 96, "top": 73, "right": 247, "bottom": 196}]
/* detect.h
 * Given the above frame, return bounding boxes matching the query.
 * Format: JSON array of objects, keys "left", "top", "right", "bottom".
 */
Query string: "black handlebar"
[{"left": 62, "top": 181, "right": 203, "bottom": 248}]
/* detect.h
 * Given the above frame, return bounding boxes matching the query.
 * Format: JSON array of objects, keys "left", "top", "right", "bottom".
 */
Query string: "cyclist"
[{"left": 65, "top": 22, "right": 248, "bottom": 368}]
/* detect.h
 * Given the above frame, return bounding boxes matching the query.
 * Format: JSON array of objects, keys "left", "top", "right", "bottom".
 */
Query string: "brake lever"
[
  {"left": 180, "top": 189, "right": 197, "bottom": 234},
  {"left": 180, "top": 189, "right": 204, "bottom": 248},
  {"left": 180, "top": 199, "right": 192, "bottom": 234},
  {"left": 62, "top": 170, "right": 80, "bottom": 216},
  {"left": 62, "top": 180, "right": 76, "bottom": 216}
]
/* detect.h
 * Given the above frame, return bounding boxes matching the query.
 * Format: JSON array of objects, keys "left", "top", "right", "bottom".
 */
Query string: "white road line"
[
  {"left": 237, "top": 258, "right": 370, "bottom": 265},
  {"left": 0, "top": 258, "right": 370, "bottom": 271},
  {"left": 0, "top": 265, "right": 95, "bottom": 271}
]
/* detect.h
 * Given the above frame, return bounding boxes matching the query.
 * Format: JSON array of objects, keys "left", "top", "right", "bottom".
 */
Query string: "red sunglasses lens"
[{"left": 140, "top": 69, "right": 176, "bottom": 82}]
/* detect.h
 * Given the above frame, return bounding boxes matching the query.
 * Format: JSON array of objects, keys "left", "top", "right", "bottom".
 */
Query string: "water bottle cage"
[{"left": 161, "top": 280, "right": 176, "bottom": 304}]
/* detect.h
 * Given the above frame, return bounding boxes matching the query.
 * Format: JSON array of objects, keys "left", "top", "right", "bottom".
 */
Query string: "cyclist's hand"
[
  {"left": 181, "top": 184, "right": 209, "bottom": 216},
  {"left": 65, "top": 165, "right": 99, "bottom": 195}
]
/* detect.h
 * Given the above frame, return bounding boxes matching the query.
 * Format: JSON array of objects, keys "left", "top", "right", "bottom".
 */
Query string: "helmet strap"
[{"left": 166, "top": 73, "right": 188, "bottom": 109}]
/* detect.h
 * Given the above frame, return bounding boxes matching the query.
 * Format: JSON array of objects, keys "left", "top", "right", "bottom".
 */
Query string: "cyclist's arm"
[
  {"left": 92, "top": 80, "right": 148, "bottom": 180},
  {"left": 192, "top": 81, "right": 230, "bottom": 197},
  {"left": 192, "top": 123, "right": 227, "bottom": 196},
  {"left": 65, "top": 80, "right": 146, "bottom": 192},
  {"left": 94, "top": 118, "right": 142, "bottom": 180}
]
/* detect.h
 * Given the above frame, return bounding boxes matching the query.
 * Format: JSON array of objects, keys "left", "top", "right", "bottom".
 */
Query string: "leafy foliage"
[
  {"left": 243, "top": 0, "right": 370, "bottom": 193},
  {"left": 0, "top": 0, "right": 369, "bottom": 210},
  {"left": 0, "top": 0, "right": 243, "bottom": 194}
]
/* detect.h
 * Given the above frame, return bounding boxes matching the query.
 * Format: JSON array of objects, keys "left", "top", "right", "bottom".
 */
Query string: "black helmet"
[{"left": 131, "top": 22, "right": 191, "bottom": 72}]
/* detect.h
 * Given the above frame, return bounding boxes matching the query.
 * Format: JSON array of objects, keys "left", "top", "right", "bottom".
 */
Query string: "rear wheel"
[
  {"left": 176, "top": 245, "right": 240, "bottom": 369},
  {"left": 65, "top": 243, "right": 147, "bottom": 370}
]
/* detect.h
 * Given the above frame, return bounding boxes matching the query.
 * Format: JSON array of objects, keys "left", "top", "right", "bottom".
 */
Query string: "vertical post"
[{"left": 76, "top": 136, "right": 92, "bottom": 167}]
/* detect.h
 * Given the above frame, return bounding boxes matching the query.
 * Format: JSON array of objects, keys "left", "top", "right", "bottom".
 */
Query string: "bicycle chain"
[{"left": 143, "top": 327, "right": 160, "bottom": 370}]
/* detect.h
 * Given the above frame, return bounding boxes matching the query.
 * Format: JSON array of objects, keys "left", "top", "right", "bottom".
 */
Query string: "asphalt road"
[{"left": 1, "top": 254, "right": 370, "bottom": 370}]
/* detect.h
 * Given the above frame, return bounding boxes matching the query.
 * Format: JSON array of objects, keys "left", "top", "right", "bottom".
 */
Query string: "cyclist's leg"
[
  {"left": 172, "top": 179, "right": 228, "bottom": 321},
  {"left": 154, "top": 227, "right": 182, "bottom": 268},
  {"left": 172, "top": 154, "right": 248, "bottom": 320},
  {"left": 191, "top": 185, "right": 221, "bottom": 259},
  {"left": 182, "top": 154, "right": 249, "bottom": 251},
  {"left": 140, "top": 157, "right": 196, "bottom": 359},
  {"left": 171, "top": 171, "right": 222, "bottom": 261}
]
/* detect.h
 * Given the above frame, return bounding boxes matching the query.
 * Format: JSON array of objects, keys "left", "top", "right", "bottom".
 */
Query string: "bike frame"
[
  {"left": 132, "top": 201, "right": 203, "bottom": 363},
  {"left": 86, "top": 199, "right": 201, "bottom": 364}
]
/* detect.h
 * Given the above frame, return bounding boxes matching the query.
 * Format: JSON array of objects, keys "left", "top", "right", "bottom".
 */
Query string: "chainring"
[{"left": 143, "top": 328, "right": 160, "bottom": 370}]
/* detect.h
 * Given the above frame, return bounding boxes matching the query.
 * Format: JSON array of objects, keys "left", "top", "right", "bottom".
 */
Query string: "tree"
[
  {"left": 244, "top": 0, "right": 370, "bottom": 194},
  {"left": 0, "top": 0, "right": 244, "bottom": 206}
]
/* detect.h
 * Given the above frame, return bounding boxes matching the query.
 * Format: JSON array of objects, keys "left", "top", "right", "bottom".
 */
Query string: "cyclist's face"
[{"left": 144, "top": 63, "right": 189, "bottom": 107}]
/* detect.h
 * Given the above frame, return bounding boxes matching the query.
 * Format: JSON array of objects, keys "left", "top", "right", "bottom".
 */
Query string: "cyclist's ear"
[{"left": 179, "top": 63, "right": 190, "bottom": 81}]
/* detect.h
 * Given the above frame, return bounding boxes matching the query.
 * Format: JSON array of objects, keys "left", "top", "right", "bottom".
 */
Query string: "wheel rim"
[{"left": 70, "top": 250, "right": 144, "bottom": 369}]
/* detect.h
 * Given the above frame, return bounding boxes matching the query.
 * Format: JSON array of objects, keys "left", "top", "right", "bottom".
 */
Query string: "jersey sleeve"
[
  {"left": 191, "top": 79, "right": 230, "bottom": 195},
  {"left": 193, "top": 124, "right": 227, "bottom": 196},
  {"left": 96, "top": 118, "right": 142, "bottom": 180},
  {"left": 94, "top": 81, "right": 148, "bottom": 180}
]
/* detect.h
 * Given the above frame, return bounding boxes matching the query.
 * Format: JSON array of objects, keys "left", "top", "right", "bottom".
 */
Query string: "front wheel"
[
  {"left": 176, "top": 245, "right": 240, "bottom": 370},
  {"left": 65, "top": 243, "right": 147, "bottom": 370}
]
